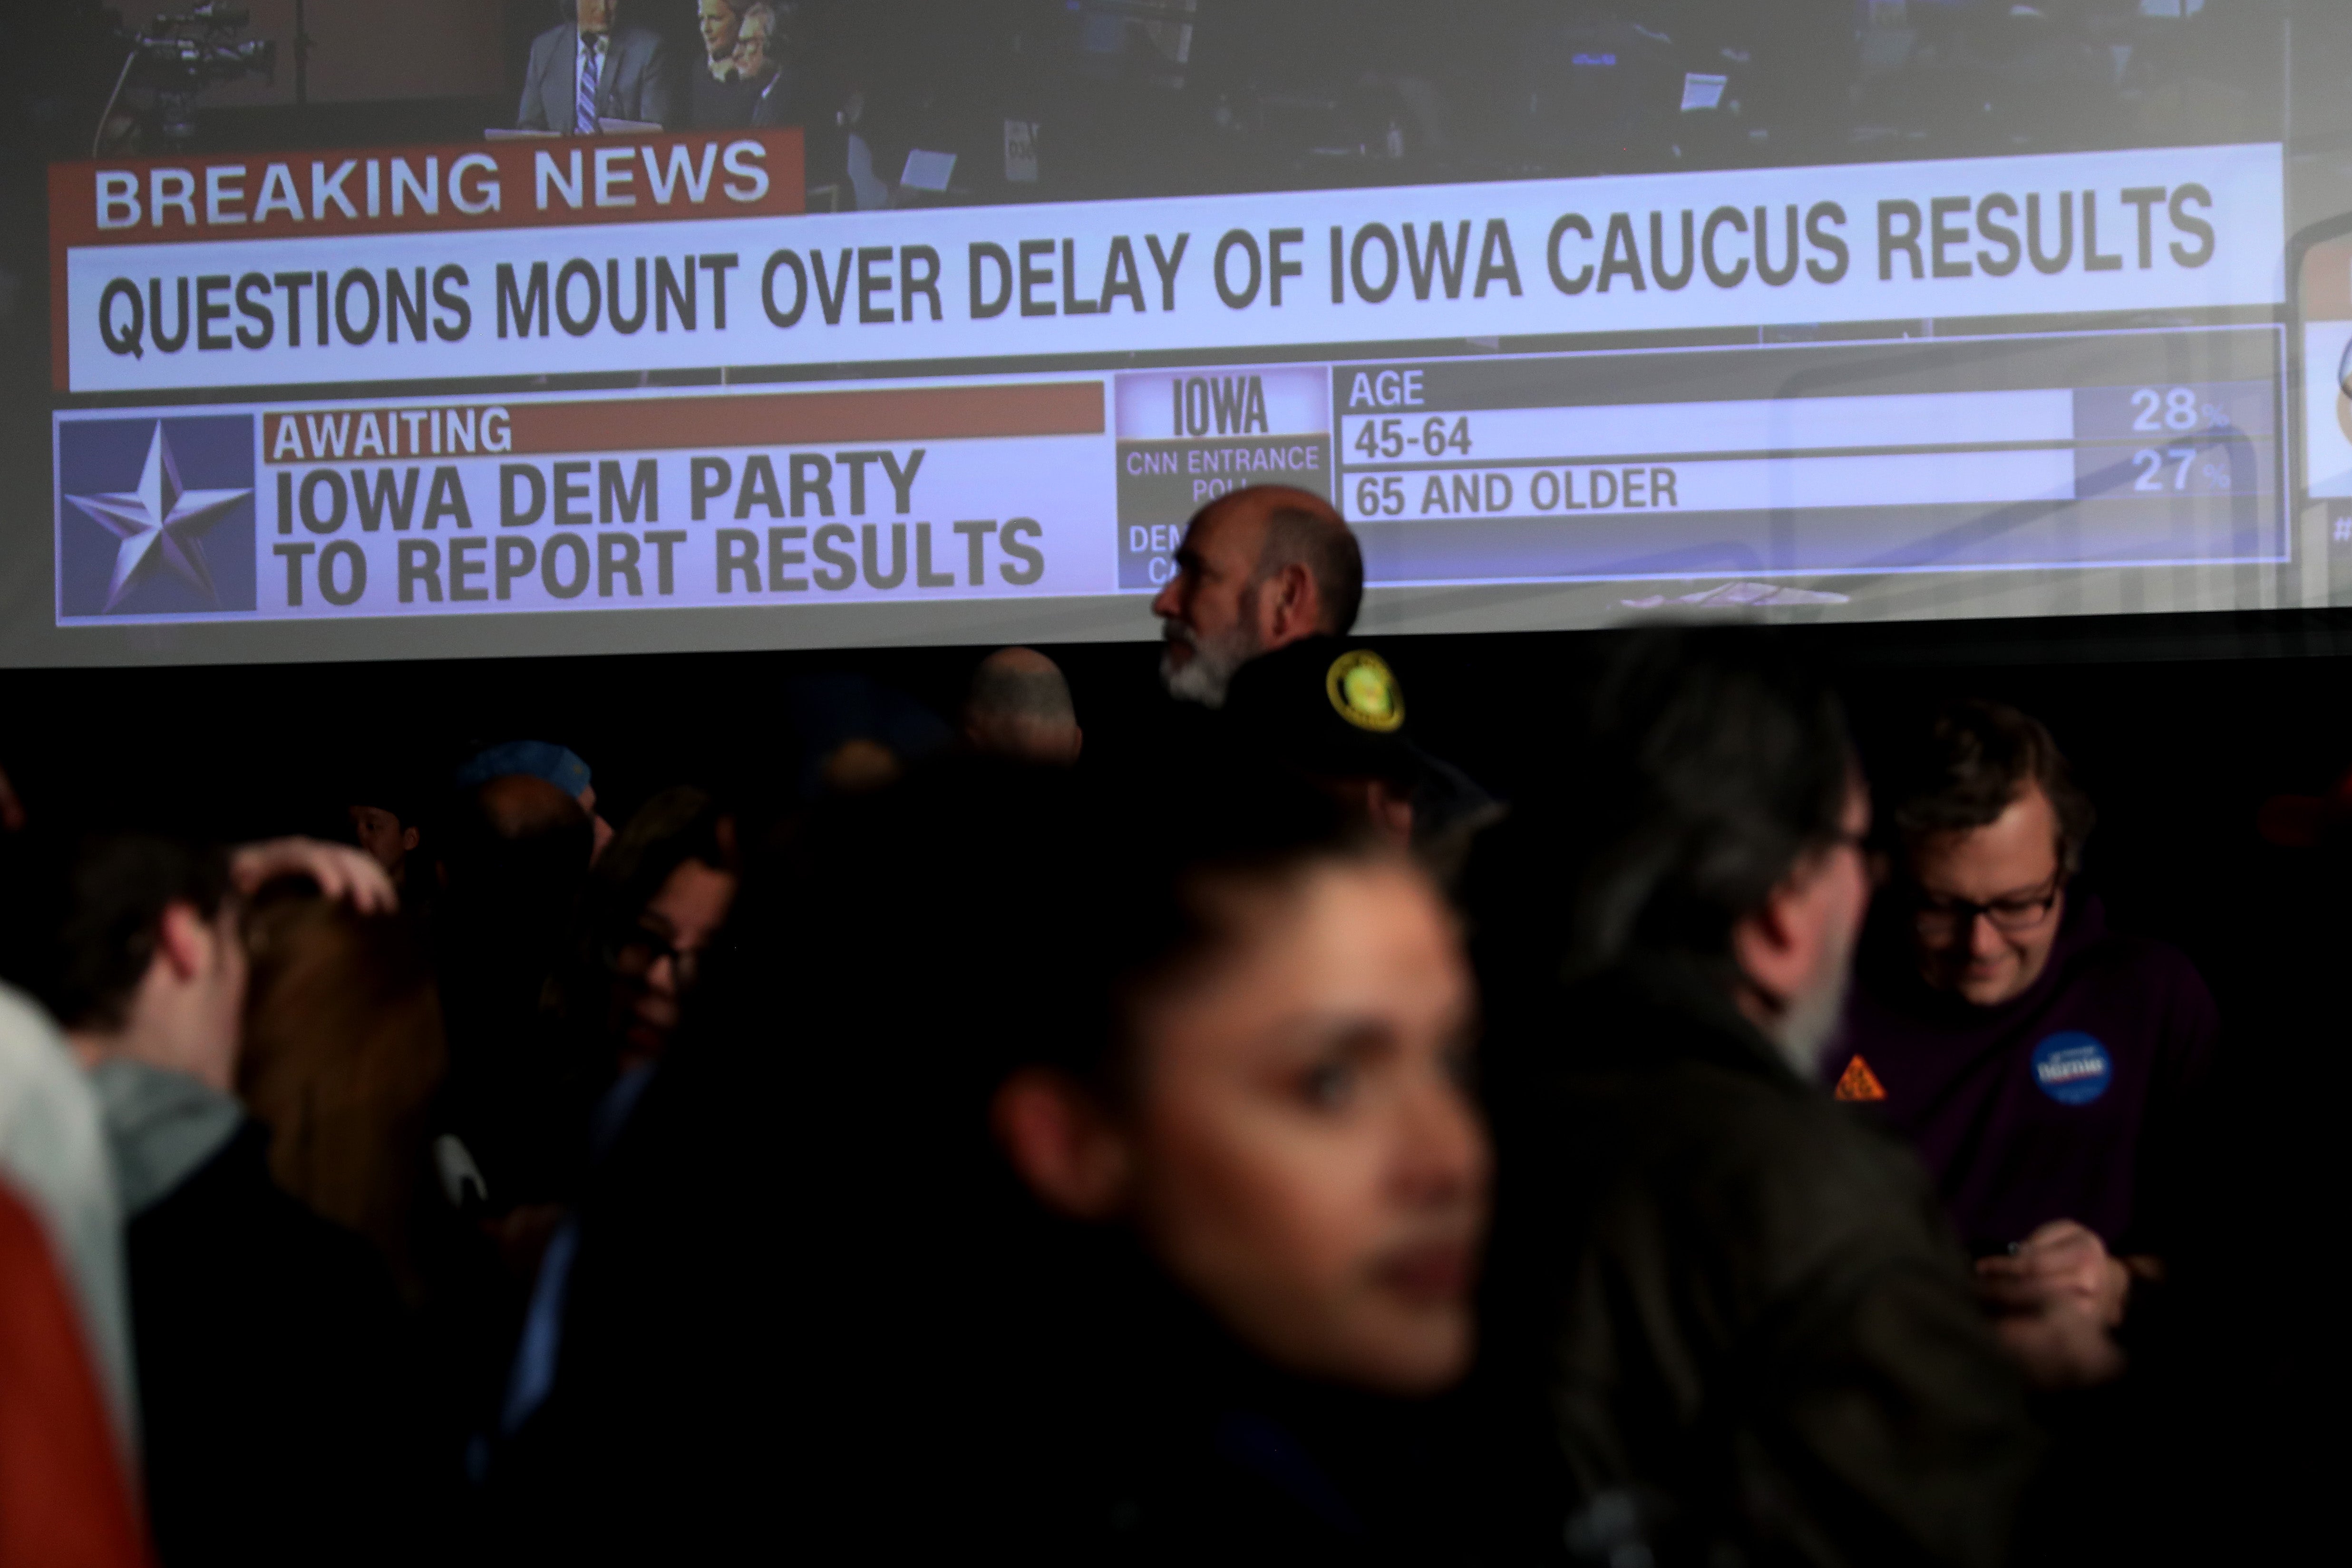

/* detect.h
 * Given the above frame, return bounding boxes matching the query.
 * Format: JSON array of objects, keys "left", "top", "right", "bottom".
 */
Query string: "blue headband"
[{"left": 454, "top": 740, "right": 592, "bottom": 799}]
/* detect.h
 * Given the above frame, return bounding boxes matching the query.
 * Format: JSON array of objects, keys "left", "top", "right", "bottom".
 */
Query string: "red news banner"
[{"left": 48, "top": 127, "right": 804, "bottom": 391}]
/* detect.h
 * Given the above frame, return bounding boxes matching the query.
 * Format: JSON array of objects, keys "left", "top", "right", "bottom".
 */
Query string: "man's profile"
[{"left": 1152, "top": 485, "right": 1361, "bottom": 708}]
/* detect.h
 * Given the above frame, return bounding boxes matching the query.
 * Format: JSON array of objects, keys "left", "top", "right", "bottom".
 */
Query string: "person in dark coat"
[
  {"left": 430, "top": 771, "right": 595, "bottom": 1212},
  {"left": 9, "top": 831, "right": 430, "bottom": 1568},
  {"left": 1463, "top": 629, "right": 2042, "bottom": 1568},
  {"left": 1219, "top": 634, "right": 1502, "bottom": 881}
]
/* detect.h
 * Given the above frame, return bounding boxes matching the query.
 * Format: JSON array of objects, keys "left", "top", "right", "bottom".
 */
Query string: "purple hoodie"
[{"left": 1826, "top": 894, "right": 2216, "bottom": 1256}]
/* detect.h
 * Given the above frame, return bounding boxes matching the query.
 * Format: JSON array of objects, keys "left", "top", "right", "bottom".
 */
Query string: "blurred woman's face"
[
  {"left": 609, "top": 858, "right": 735, "bottom": 1062},
  {"left": 1125, "top": 858, "right": 1487, "bottom": 1394}
]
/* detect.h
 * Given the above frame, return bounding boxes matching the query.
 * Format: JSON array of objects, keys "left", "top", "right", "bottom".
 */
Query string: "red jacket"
[{"left": 0, "top": 1179, "right": 148, "bottom": 1568}]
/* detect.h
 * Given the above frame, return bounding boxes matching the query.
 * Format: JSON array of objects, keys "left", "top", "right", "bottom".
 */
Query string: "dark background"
[
  {"left": 9, "top": 612, "right": 2350, "bottom": 1005},
  {"left": 9, "top": 617, "right": 2348, "bottom": 1273},
  {"left": 6, "top": 596, "right": 2344, "bottom": 1534}
]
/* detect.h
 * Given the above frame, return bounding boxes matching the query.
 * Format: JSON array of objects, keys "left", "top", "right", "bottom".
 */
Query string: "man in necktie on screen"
[{"left": 517, "top": 0, "right": 676, "bottom": 134}]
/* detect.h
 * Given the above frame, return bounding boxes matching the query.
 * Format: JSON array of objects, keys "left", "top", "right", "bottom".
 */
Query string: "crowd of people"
[{"left": 0, "top": 481, "right": 2305, "bottom": 1562}]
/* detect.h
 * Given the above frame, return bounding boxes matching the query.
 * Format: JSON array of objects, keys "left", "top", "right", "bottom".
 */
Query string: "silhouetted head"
[
  {"left": 962, "top": 647, "right": 1083, "bottom": 766},
  {"left": 1501, "top": 628, "right": 1867, "bottom": 1074}
]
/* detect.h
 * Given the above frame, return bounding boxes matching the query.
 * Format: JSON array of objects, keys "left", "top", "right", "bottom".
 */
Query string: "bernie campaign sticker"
[{"left": 2031, "top": 1031, "right": 2113, "bottom": 1106}]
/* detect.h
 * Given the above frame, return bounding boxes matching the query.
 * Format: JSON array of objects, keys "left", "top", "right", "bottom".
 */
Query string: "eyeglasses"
[
  {"left": 1909, "top": 874, "right": 2062, "bottom": 940},
  {"left": 603, "top": 929, "right": 707, "bottom": 987}
]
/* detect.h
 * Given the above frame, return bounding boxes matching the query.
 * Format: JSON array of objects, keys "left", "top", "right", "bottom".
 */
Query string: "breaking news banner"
[
  {"left": 53, "top": 139, "right": 2281, "bottom": 395},
  {"left": 49, "top": 127, "right": 804, "bottom": 393}
]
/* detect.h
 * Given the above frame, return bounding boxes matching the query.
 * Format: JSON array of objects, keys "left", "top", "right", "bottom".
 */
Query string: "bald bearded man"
[{"left": 1151, "top": 486, "right": 1362, "bottom": 708}]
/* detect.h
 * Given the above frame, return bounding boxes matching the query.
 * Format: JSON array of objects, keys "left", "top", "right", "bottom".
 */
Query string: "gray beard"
[
  {"left": 1772, "top": 967, "right": 1849, "bottom": 1080},
  {"left": 1159, "top": 623, "right": 1257, "bottom": 708},
  {"left": 1771, "top": 929, "right": 1856, "bottom": 1080}
]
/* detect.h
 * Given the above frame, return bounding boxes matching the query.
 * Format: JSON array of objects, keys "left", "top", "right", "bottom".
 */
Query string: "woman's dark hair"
[
  {"left": 1066, "top": 756, "right": 1386, "bottom": 1099},
  {"left": 584, "top": 786, "right": 730, "bottom": 943},
  {"left": 1884, "top": 699, "right": 2096, "bottom": 875},
  {"left": 699, "top": 751, "right": 1379, "bottom": 1115}
]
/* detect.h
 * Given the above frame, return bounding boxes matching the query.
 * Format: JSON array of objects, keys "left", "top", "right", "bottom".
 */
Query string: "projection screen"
[{"left": 8, "top": 1, "right": 2345, "bottom": 668}]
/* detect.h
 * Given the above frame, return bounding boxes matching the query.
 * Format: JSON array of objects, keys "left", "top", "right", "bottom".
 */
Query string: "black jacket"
[
  {"left": 124, "top": 1114, "right": 425, "bottom": 1565},
  {"left": 951, "top": 1224, "right": 1477, "bottom": 1560},
  {"left": 488, "top": 1036, "right": 1467, "bottom": 1561},
  {"left": 1475, "top": 954, "right": 2041, "bottom": 1568}
]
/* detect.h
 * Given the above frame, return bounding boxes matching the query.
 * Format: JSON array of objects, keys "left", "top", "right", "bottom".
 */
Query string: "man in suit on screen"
[
  {"left": 735, "top": 3, "right": 811, "bottom": 129},
  {"left": 517, "top": 0, "right": 675, "bottom": 133}
]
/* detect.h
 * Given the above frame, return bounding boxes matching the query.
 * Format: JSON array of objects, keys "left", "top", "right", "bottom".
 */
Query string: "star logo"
[{"left": 64, "top": 421, "right": 252, "bottom": 611}]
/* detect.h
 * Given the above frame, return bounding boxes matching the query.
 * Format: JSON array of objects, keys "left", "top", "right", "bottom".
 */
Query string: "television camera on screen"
[{"left": 96, "top": 1, "right": 276, "bottom": 154}]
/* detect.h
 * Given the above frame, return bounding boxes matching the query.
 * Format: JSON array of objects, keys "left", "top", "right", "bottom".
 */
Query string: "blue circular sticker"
[{"left": 2031, "top": 1032, "right": 2113, "bottom": 1106}]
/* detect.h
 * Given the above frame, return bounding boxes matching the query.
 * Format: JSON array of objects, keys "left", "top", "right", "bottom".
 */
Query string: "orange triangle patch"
[{"left": 1834, "top": 1054, "right": 1887, "bottom": 1102}]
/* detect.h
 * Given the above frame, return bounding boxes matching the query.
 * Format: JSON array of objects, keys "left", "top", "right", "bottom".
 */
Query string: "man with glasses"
[
  {"left": 736, "top": 2, "right": 810, "bottom": 129},
  {"left": 1832, "top": 699, "right": 2216, "bottom": 1385}
]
